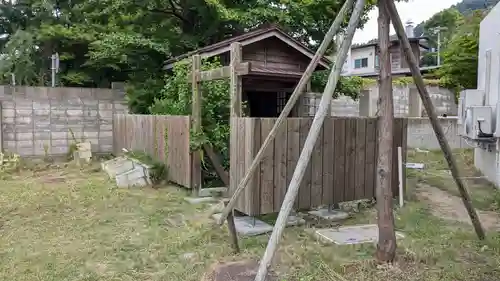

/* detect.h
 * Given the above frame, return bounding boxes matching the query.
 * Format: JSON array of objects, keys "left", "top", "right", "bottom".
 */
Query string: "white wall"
[
  {"left": 349, "top": 46, "right": 376, "bottom": 75},
  {"left": 474, "top": 3, "right": 500, "bottom": 187}
]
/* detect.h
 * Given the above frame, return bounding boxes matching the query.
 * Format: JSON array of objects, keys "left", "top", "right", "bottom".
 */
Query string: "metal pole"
[
  {"left": 51, "top": 54, "right": 56, "bottom": 87},
  {"left": 437, "top": 29, "right": 441, "bottom": 66}
]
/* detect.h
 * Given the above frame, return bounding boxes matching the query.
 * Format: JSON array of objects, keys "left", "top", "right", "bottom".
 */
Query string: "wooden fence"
[
  {"left": 113, "top": 114, "right": 192, "bottom": 188},
  {"left": 230, "top": 117, "right": 408, "bottom": 216}
]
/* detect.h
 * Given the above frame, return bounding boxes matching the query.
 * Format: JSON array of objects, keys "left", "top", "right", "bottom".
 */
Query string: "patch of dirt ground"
[{"left": 416, "top": 183, "right": 500, "bottom": 230}]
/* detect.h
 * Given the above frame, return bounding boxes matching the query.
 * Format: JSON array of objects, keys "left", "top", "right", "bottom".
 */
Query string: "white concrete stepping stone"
[{"left": 315, "top": 224, "right": 405, "bottom": 245}]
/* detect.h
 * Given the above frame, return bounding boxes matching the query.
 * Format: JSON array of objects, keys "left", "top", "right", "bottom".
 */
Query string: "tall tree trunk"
[{"left": 375, "top": 0, "right": 397, "bottom": 263}]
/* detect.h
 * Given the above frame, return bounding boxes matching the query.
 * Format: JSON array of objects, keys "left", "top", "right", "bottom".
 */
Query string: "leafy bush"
[
  {"left": 310, "top": 71, "right": 369, "bottom": 99},
  {"left": 150, "top": 58, "right": 231, "bottom": 175}
]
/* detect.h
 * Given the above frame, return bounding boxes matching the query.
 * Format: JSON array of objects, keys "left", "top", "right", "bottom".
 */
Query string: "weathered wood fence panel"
[
  {"left": 113, "top": 114, "right": 192, "bottom": 188},
  {"left": 230, "top": 117, "right": 407, "bottom": 216}
]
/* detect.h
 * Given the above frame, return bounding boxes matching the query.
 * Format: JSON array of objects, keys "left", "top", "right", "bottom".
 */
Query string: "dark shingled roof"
[{"left": 164, "top": 24, "right": 331, "bottom": 69}]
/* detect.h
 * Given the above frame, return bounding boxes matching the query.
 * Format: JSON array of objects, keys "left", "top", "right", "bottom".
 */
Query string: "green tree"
[{"left": 438, "top": 10, "right": 485, "bottom": 93}]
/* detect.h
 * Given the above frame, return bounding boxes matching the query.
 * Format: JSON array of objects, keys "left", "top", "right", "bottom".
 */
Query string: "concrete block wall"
[
  {"left": 365, "top": 85, "right": 457, "bottom": 117},
  {"left": 302, "top": 84, "right": 457, "bottom": 118},
  {"left": 302, "top": 93, "right": 360, "bottom": 117},
  {"left": 0, "top": 85, "right": 127, "bottom": 157},
  {"left": 406, "top": 117, "right": 472, "bottom": 150}
]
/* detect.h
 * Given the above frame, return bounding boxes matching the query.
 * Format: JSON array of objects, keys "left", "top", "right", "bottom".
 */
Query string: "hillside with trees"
[{"left": 412, "top": 0, "right": 497, "bottom": 93}]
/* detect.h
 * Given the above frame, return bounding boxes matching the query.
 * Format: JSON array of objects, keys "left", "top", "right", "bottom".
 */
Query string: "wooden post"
[
  {"left": 253, "top": 0, "right": 366, "bottom": 279},
  {"left": 230, "top": 43, "right": 243, "bottom": 117},
  {"left": 224, "top": 199, "right": 240, "bottom": 253},
  {"left": 385, "top": 0, "right": 486, "bottom": 240},
  {"left": 191, "top": 55, "right": 203, "bottom": 194},
  {"left": 375, "top": 0, "right": 397, "bottom": 263},
  {"left": 203, "top": 144, "right": 230, "bottom": 186},
  {"left": 217, "top": 0, "right": 357, "bottom": 225}
]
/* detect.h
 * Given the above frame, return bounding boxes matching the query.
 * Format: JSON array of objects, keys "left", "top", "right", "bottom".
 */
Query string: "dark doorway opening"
[{"left": 246, "top": 91, "right": 293, "bottom": 117}]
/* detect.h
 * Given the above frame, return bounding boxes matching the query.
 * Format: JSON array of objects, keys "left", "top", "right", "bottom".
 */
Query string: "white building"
[
  {"left": 341, "top": 22, "right": 435, "bottom": 77},
  {"left": 472, "top": 3, "right": 500, "bottom": 187}
]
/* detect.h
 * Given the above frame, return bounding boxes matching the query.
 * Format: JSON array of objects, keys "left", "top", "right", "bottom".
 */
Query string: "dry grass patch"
[
  {"left": 407, "top": 149, "right": 500, "bottom": 211},
  {"left": 0, "top": 161, "right": 498, "bottom": 281}
]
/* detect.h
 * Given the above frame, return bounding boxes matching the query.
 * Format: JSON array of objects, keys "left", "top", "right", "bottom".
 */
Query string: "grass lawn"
[
  {"left": 0, "top": 159, "right": 499, "bottom": 281},
  {"left": 407, "top": 149, "right": 500, "bottom": 211}
]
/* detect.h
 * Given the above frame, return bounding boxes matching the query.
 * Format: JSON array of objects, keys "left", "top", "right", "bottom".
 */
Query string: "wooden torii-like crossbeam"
[
  {"left": 189, "top": 43, "right": 250, "bottom": 254},
  {"left": 189, "top": 43, "right": 250, "bottom": 195}
]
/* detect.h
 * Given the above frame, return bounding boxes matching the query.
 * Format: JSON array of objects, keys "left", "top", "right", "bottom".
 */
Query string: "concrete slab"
[
  {"left": 103, "top": 158, "right": 133, "bottom": 178},
  {"left": 308, "top": 209, "right": 349, "bottom": 221},
  {"left": 315, "top": 224, "right": 405, "bottom": 245},
  {"left": 184, "top": 197, "right": 218, "bottom": 204},
  {"left": 286, "top": 215, "right": 306, "bottom": 226},
  {"left": 212, "top": 213, "right": 274, "bottom": 237},
  {"left": 115, "top": 166, "right": 148, "bottom": 188},
  {"left": 198, "top": 187, "right": 228, "bottom": 197}
]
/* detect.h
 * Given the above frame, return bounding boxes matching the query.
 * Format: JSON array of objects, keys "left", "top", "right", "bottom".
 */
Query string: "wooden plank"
[
  {"left": 322, "top": 117, "right": 335, "bottom": 205},
  {"left": 344, "top": 118, "right": 357, "bottom": 202},
  {"left": 191, "top": 55, "right": 202, "bottom": 191},
  {"left": 230, "top": 43, "right": 243, "bottom": 117},
  {"left": 391, "top": 118, "right": 399, "bottom": 196},
  {"left": 111, "top": 114, "right": 191, "bottom": 188},
  {"left": 229, "top": 117, "right": 238, "bottom": 210},
  {"left": 237, "top": 117, "right": 247, "bottom": 212},
  {"left": 273, "top": 118, "right": 288, "bottom": 212},
  {"left": 203, "top": 144, "right": 229, "bottom": 186},
  {"left": 298, "top": 118, "right": 312, "bottom": 209},
  {"left": 401, "top": 118, "right": 408, "bottom": 198},
  {"left": 354, "top": 118, "right": 367, "bottom": 199},
  {"left": 197, "top": 63, "right": 250, "bottom": 81},
  {"left": 310, "top": 119, "right": 323, "bottom": 208},
  {"left": 286, "top": 118, "right": 301, "bottom": 210},
  {"left": 364, "top": 118, "right": 377, "bottom": 199},
  {"left": 333, "top": 118, "right": 346, "bottom": 204},
  {"left": 260, "top": 118, "right": 275, "bottom": 214},
  {"left": 392, "top": 118, "right": 402, "bottom": 197},
  {"left": 251, "top": 119, "right": 262, "bottom": 215},
  {"left": 244, "top": 118, "right": 257, "bottom": 215}
]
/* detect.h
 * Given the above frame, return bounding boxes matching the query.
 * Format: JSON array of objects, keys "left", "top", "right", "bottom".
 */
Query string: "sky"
[{"left": 352, "top": 0, "right": 461, "bottom": 44}]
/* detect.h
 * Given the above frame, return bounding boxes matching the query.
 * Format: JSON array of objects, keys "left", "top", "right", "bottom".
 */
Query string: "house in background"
[
  {"left": 341, "top": 21, "right": 437, "bottom": 78},
  {"left": 472, "top": 2, "right": 500, "bottom": 187}
]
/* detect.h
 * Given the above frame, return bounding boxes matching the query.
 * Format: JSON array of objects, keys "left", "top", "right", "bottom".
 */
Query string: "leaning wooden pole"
[
  {"left": 216, "top": 0, "right": 356, "bottom": 225},
  {"left": 253, "top": 0, "right": 367, "bottom": 279},
  {"left": 375, "top": 0, "right": 397, "bottom": 262},
  {"left": 385, "top": 0, "right": 486, "bottom": 240}
]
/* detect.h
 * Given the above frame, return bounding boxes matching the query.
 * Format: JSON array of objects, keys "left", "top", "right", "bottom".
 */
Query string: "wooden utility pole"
[
  {"left": 253, "top": 0, "right": 367, "bottom": 279},
  {"left": 191, "top": 55, "right": 203, "bottom": 195},
  {"left": 216, "top": 0, "right": 356, "bottom": 225},
  {"left": 375, "top": 0, "right": 397, "bottom": 262},
  {"left": 384, "top": 0, "right": 486, "bottom": 239}
]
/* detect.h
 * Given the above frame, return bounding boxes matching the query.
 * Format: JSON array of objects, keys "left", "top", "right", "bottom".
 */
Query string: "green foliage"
[
  {"left": 437, "top": 10, "right": 484, "bottom": 97},
  {"left": 150, "top": 58, "right": 230, "bottom": 171},
  {"left": 0, "top": 0, "right": 381, "bottom": 89},
  {"left": 0, "top": 30, "right": 40, "bottom": 85},
  {"left": 310, "top": 71, "right": 372, "bottom": 99}
]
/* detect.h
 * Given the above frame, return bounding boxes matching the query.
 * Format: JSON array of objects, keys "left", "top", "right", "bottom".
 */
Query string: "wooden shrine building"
[
  {"left": 164, "top": 24, "right": 331, "bottom": 118},
  {"left": 164, "top": 25, "right": 407, "bottom": 216}
]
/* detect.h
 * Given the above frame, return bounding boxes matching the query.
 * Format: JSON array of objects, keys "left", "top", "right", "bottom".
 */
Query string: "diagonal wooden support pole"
[
  {"left": 253, "top": 0, "right": 367, "bottom": 279},
  {"left": 216, "top": 0, "right": 356, "bottom": 226},
  {"left": 384, "top": 0, "right": 486, "bottom": 240}
]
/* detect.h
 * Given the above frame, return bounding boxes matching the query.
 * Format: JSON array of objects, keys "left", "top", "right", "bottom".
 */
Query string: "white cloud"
[{"left": 353, "top": 0, "right": 462, "bottom": 43}]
